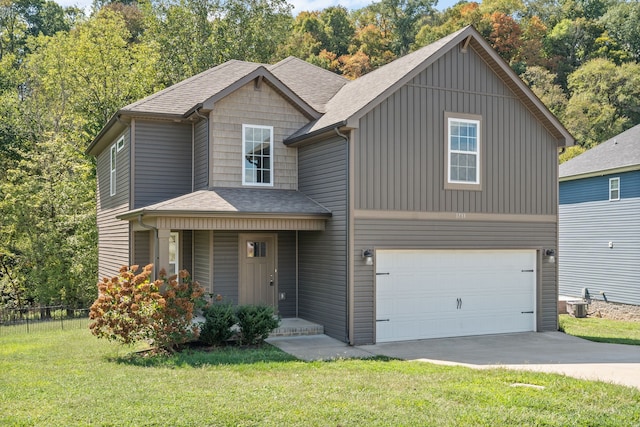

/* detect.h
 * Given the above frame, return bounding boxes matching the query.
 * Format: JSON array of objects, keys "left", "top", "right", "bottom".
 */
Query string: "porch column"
[{"left": 157, "top": 228, "right": 171, "bottom": 276}]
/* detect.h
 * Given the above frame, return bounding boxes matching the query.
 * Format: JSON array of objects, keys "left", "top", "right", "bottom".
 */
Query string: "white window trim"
[
  {"left": 110, "top": 143, "right": 117, "bottom": 196},
  {"left": 444, "top": 112, "right": 482, "bottom": 191},
  {"left": 169, "top": 231, "right": 179, "bottom": 276},
  {"left": 609, "top": 177, "right": 620, "bottom": 201},
  {"left": 242, "top": 124, "right": 274, "bottom": 187},
  {"left": 116, "top": 136, "right": 125, "bottom": 152}
]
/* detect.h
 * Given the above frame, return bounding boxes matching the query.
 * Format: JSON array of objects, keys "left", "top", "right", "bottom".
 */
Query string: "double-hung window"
[
  {"left": 110, "top": 143, "right": 117, "bottom": 196},
  {"left": 609, "top": 177, "right": 620, "bottom": 201},
  {"left": 243, "top": 124, "right": 273, "bottom": 186},
  {"left": 445, "top": 113, "right": 482, "bottom": 191}
]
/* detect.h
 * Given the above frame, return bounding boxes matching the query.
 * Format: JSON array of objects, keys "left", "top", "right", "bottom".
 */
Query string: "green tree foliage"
[{"left": 600, "top": 1, "right": 640, "bottom": 61}]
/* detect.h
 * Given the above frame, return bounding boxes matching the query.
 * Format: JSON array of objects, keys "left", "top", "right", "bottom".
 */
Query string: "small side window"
[
  {"left": 110, "top": 144, "right": 117, "bottom": 196},
  {"left": 609, "top": 177, "right": 620, "bottom": 201},
  {"left": 116, "top": 136, "right": 125, "bottom": 152}
]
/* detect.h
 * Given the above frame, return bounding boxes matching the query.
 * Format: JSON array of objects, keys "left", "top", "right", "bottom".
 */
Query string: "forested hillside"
[{"left": 1, "top": 0, "right": 639, "bottom": 308}]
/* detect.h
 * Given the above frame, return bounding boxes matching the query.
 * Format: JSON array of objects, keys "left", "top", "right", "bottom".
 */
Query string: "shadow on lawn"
[
  {"left": 110, "top": 342, "right": 396, "bottom": 368},
  {"left": 568, "top": 335, "right": 640, "bottom": 346}
]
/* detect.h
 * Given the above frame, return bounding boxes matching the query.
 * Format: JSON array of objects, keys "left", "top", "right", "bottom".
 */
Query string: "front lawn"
[
  {"left": 1, "top": 328, "right": 639, "bottom": 426},
  {"left": 559, "top": 314, "right": 640, "bottom": 345}
]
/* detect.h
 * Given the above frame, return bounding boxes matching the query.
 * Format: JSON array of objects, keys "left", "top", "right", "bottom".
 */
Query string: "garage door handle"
[
  {"left": 376, "top": 319, "right": 390, "bottom": 322},
  {"left": 521, "top": 311, "right": 534, "bottom": 314}
]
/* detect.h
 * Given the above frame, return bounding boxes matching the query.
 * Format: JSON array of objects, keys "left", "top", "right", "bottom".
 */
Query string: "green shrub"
[
  {"left": 200, "top": 302, "right": 236, "bottom": 346},
  {"left": 235, "top": 305, "right": 280, "bottom": 346}
]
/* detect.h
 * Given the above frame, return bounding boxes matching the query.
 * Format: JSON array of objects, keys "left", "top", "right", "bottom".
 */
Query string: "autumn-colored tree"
[
  {"left": 486, "top": 11, "right": 522, "bottom": 63},
  {"left": 339, "top": 50, "right": 372, "bottom": 79}
]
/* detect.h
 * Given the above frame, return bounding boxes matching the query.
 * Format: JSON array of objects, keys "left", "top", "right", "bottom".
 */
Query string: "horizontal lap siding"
[
  {"left": 194, "top": 119, "right": 209, "bottom": 190},
  {"left": 298, "top": 137, "right": 348, "bottom": 341},
  {"left": 96, "top": 129, "right": 130, "bottom": 279},
  {"left": 353, "top": 219, "right": 558, "bottom": 344},
  {"left": 277, "top": 232, "right": 297, "bottom": 317},
  {"left": 134, "top": 120, "right": 192, "bottom": 208},
  {"left": 193, "top": 231, "right": 211, "bottom": 293},
  {"left": 559, "top": 198, "right": 640, "bottom": 305},
  {"left": 133, "top": 231, "right": 151, "bottom": 267},
  {"left": 213, "top": 231, "right": 239, "bottom": 303},
  {"left": 182, "top": 230, "right": 193, "bottom": 274}
]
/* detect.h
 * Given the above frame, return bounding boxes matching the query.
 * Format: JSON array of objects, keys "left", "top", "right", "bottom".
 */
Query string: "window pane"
[{"left": 247, "top": 242, "right": 267, "bottom": 258}]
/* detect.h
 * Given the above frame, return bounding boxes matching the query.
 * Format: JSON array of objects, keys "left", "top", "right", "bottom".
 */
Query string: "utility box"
[{"left": 567, "top": 301, "right": 589, "bottom": 318}]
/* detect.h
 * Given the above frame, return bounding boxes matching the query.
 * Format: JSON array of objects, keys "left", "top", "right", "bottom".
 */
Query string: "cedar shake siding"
[
  {"left": 298, "top": 136, "right": 348, "bottom": 341},
  {"left": 96, "top": 129, "right": 130, "bottom": 278},
  {"left": 133, "top": 119, "right": 192, "bottom": 208},
  {"left": 210, "top": 82, "right": 307, "bottom": 189}
]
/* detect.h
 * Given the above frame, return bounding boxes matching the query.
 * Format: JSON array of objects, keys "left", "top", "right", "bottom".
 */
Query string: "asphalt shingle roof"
[
  {"left": 119, "top": 188, "right": 332, "bottom": 218},
  {"left": 560, "top": 124, "right": 640, "bottom": 179}
]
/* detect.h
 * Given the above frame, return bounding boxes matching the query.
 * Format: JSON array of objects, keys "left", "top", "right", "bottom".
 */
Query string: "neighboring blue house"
[{"left": 559, "top": 124, "right": 640, "bottom": 305}]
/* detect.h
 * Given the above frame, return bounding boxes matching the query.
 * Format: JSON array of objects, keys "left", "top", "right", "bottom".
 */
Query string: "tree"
[
  {"left": 521, "top": 66, "right": 568, "bottom": 119},
  {"left": 600, "top": 1, "right": 640, "bottom": 61},
  {"left": 318, "top": 6, "right": 354, "bottom": 57}
]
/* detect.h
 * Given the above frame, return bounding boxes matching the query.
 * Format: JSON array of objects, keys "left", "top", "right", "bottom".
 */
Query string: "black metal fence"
[{"left": 0, "top": 306, "right": 90, "bottom": 335}]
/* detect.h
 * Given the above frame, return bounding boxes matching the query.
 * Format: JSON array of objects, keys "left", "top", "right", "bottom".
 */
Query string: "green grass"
[
  {"left": 559, "top": 314, "right": 640, "bottom": 345},
  {"left": 1, "top": 328, "right": 639, "bottom": 426}
]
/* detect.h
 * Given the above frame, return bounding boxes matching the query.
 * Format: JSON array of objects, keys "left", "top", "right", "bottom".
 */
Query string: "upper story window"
[
  {"left": 116, "top": 136, "right": 125, "bottom": 152},
  {"left": 445, "top": 112, "right": 482, "bottom": 191},
  {"left": 110, "top": 143, "right": 117, "bottom": 196},
  {"left": 609, "top": 177, "right": 620, "bottom": 201},
  {"left": 243, "top": 124, "right": 273, "bottom": 186}
]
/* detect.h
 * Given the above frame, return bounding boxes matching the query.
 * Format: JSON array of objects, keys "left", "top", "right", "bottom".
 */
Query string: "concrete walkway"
[{"left": 267, "top": 332, "right": 640, "bottom": 389}]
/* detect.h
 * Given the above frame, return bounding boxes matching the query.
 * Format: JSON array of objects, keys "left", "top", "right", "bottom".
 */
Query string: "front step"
[{"left": 270, "top": 318, "right": 324, "bottom": 337}]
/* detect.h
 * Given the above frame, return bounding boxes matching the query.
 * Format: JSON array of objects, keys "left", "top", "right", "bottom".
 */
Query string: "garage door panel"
[{"left": 376, "top": 250, "right": 536, "bottom": 342}]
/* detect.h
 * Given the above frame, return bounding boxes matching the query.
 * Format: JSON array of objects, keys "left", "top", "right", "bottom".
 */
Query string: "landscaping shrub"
[
  {"left": 235, "top": 305, "right": 280, "bottom": 346},
  {"left": 89, "top": 264, "right": 205, "bottom": 352},
  {"left": 200, "top": 301, "right": 236, "bottom": 346}
]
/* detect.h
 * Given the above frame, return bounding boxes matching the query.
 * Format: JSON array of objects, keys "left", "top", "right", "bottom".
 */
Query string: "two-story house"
[
  {"left": 559, "top": 124, "right": 640, "bottom": 306},
  {"left": 87, "top": 26, "right": 573, "bottom": 345}
]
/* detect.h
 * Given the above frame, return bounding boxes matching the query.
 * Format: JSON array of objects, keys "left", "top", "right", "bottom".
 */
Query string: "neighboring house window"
[
  {"left": 110, "top": 143, "right": 117, "bottom": 196},
  {"left": 445, "top": 113, "right": 482, "bottom": 191},
  {"left": 243, "top": 124, "right": 273, "bottom": 186},
  {"left": 609, "top": 177, "right": 620, "bottom": 201},
  {"left": 169, "top": 232, "right": 179, "bottom": 276}
]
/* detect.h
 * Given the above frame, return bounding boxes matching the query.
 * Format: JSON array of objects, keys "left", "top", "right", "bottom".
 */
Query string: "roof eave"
[
  {"left": 560, "top": 164, "right": 640, "bottom": 181},
  {"left": 284, "top": 121, "right": 350, "bottom": 146},
  {"left": 117, "top": 209, "right": 332, "bottom": 221}
]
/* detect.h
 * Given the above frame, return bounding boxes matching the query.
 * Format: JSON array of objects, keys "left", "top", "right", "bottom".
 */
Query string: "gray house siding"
[
  {"left": 277, "top": 232, "right": 297, "bottom": 317},
  {"left": 134, "top": 120, "right": 192, "bottom": 208},
  {"left": 194, "top": 119, "right": 209, "bottom": 190},
  {"left": 213, "top": 231, "right": 240, "bottom": 303},
  {"left": 133, "top": 230, "right": 151, "bottom": 267},
  {"left": 181, "top": 230, "right": 193, "bottom": 273},
  {"left": 350, "top": 45, "right": 561, "bottom": 345},
  {"left": 353, "top": 219, "right": 558, "bottom": 344},
  {"left": 96, "top": 129, "right": 130, "bottom": 278},
  {"left": 298, "top": 136, "right": 348, "bottom": 341},
  {"left": 193, "top": 230, "right": 212, "bottom": 293},
  {"left": 559, "top": 198, "right": 640, "bottom": 305},
  {"left": 354, "top": 47, "right": 559, "bottom": 215}
]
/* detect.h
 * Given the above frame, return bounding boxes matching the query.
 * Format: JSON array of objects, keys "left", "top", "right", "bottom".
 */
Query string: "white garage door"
[{"left": 376, "top": 250, "right": 537, "bottom": 343}]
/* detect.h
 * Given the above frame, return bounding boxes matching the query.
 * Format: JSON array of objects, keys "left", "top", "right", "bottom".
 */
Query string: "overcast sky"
[{"left": 54, "top": 0, "right": 457, "bottom": 16}]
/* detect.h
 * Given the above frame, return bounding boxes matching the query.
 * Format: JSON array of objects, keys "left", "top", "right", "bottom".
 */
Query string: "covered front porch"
[{"left": 118, "top": 188, "right": 332, "bottom": 319}]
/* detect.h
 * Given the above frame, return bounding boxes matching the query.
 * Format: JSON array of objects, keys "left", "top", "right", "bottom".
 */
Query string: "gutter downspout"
[
  {"left": 193, "top": 109, "right": 210, "bottom": 188},
  {"left": 334, "top": 127, "right": 352, "bottom": 345},
  {"left": 138, "top": 214, "right": 158, "bottom": 280}
]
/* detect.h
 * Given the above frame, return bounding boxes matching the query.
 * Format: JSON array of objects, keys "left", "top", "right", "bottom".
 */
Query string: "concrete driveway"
[{"left": 268, "top": 332, "right": 640, "bottom": 389}]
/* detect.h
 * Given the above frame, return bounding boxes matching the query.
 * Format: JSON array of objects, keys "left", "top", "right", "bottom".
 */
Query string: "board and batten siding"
[
  {"left": 194, "top": 119, "right": 209, "bottom": 190},
  {"left": 353, "top": 219, "right": 558, "bottom": 344},
  {"left": 134, "top": 119, "right": 192, "bottom": 208},
  {"left": 96, "top": 129, "right": 130, "bottom": 278},
  {"left": 354, "top": 46, "right": 559, "bottom": 215},
  {"left": 210, "top": 82, "right": 308, "bottom": 189},
  {"left": 298, "top": 136, "right": 348, "bottom": 341},
  {"left": 193, "top": 230, "right": 212, "bottom": 293},
  {"left": 559, "top": 196, "right": 640, "bottom": 305}
]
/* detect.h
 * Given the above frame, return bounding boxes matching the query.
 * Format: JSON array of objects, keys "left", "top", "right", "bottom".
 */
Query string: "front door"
[{"left": 239, "top": 234, "right": 277, "bottom": 307}]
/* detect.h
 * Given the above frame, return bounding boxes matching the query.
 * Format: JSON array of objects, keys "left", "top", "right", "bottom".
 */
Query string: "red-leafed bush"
[{"left": 89, "top": 264, "right": 205, "bottom": 352}]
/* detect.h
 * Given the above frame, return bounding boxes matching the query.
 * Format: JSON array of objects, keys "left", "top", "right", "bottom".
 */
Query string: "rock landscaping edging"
[{"left": 585, "top": 300, "right": 640, "bottom": 322}]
